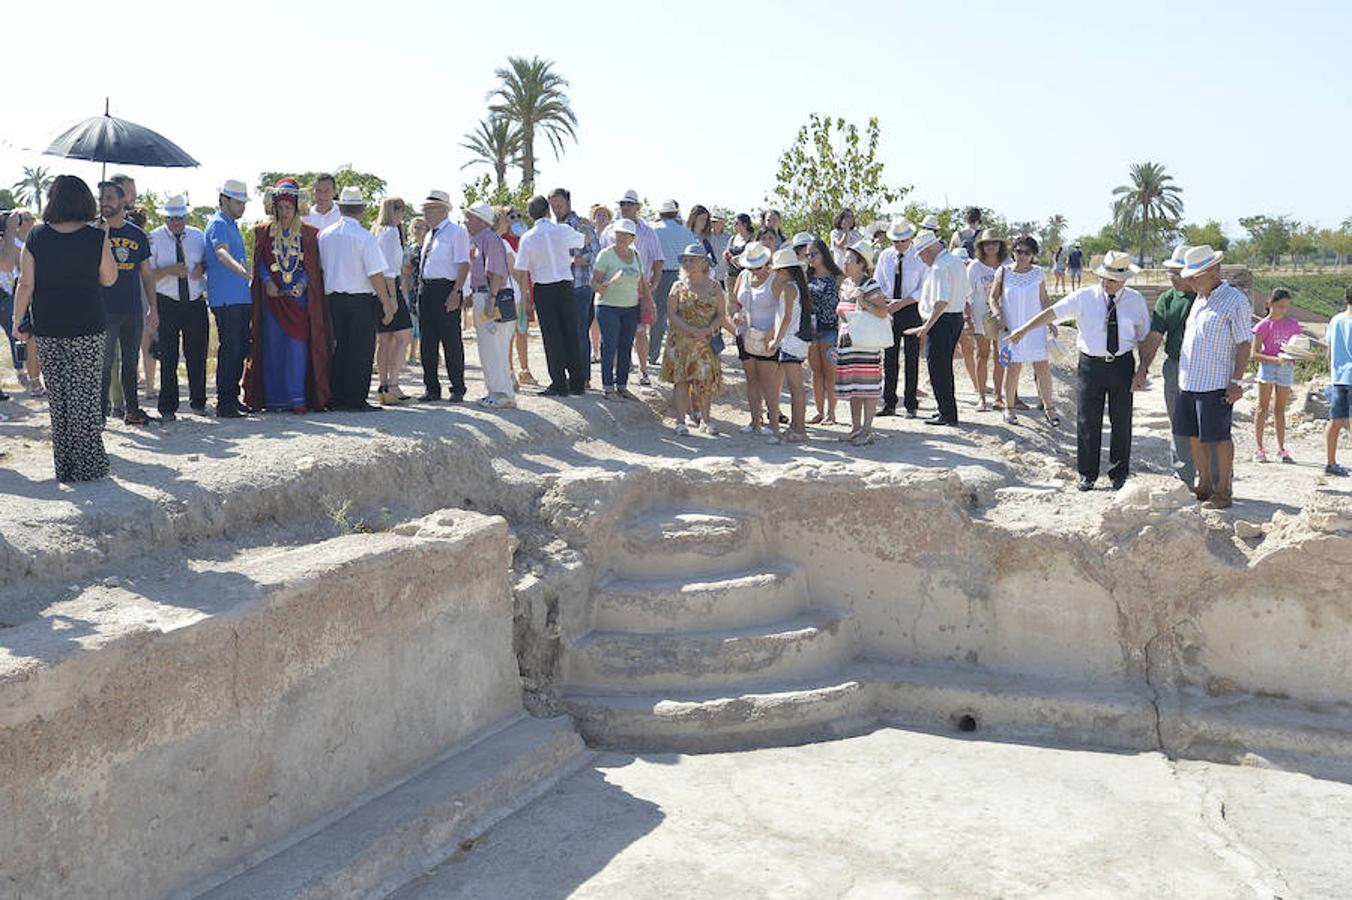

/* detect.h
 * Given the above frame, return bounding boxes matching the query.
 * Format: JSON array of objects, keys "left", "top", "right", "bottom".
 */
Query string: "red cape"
[{"left": 243, "top": 222, "right": 332, "bottom": 411}]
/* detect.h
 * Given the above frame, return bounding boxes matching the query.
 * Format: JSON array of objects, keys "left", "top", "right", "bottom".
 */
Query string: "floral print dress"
[{"left": 660, "top": 278, "right": 724, "bottom": 404}]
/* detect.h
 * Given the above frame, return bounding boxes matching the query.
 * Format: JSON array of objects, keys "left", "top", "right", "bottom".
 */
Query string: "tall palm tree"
[
  {"left": 1042, "top": 213, "right": 1068, "bottom": 252},
  {"left": 1112, "top": 162, "right": 1184, "bottom": 266},
  {"left": 12, "top": 165, "right": 54, "bottom": 212},
  {"left": 487, "top": 56, "right": 578, "bottom": 188},
  {"left": 460, "top": 116, "right": 523, "bottom": 190}
]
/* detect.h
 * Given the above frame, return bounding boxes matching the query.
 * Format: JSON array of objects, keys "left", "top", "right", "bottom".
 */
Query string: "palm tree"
[
  {"left": 460, "top": 116, "right": 523, "bottom": 190},
  {"left": 488, "top": 56, "right": 577, "bottom": 188},
  {"left": 12, "top": 166, "right": 54, "bottom": 212},
  {"left": 1112, "top": 162, "right": 1184, "bottom": 266},
  {"left": 1042, "top": 214, "right": 1068, "bottom": 252}
]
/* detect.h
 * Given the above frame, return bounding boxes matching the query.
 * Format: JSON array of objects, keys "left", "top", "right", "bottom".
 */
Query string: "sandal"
[
  {"left": 618, "top": 388, "right": 640, "bottom": 401},
  {"left": 976, "top": 399, "right": 991, "bottom": 412},
  {"left": 518, "top": 370, "right": 537, "bottom": 386},
  {"left": 604, "top": 389, "right": 619, "bottom": 401},
  {"left": 851, "top": 431, "right": 876, "bottom": 446},
  {"left": 1003, "top": 410, "right": 1017, "bottom": 425},
  {"left": 786, "top": 431, "right": 808, "bottom": 442},
  {"left": 839, "top": 430, "right": 861, "bottom": 443},
  {"left": 1044, "top": 410, "right": 1061, "bottom": 427},
  {"left": 822, "top": 415, "right": 837, "bottom": 426},
  {"left": 808, "top": 412, "right": 824, "bottom": 425},
  {"left": 1013, "top": 399, "right": 1032, "bottom": 411}
]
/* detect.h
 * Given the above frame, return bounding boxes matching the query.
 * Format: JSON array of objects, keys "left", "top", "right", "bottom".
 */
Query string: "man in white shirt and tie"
[
  {"left": 302, "top": 173, "right": 341, "bottom": 232},
  {"left": 872, "top": 219, "right": 925, "bottom": 417},
  {"left": 416, "top": 190, "right": 471, "bottom": 402},
  {"left": 515, "top": 194, "right": 585, "bottom": 396},
  {"left": 905, "top": 231, "right": 970, "bottom": 426},
  {"left": 318, "top": 187, "right": 394, "bottom": 411},
  {"left": 1010, "top": 250, "right": 1150, "bottom": 491},
  {"left": 146, "top": 196, "right": 208, "bottom": 419}
]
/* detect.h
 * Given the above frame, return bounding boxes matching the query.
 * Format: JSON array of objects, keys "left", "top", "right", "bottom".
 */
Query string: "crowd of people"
[{"left": 4, "top": 177, "right": 1352, "bottom": 508}]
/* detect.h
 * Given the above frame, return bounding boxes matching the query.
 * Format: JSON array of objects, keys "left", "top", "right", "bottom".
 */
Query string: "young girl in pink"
[{"left": 1251, "top": 288, "right": 1302, "bottom": 462}]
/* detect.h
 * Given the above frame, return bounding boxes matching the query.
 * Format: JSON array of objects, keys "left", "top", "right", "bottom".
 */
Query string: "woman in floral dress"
[{"left": 661, "top": 243, "right": 730, "bottom": 435}]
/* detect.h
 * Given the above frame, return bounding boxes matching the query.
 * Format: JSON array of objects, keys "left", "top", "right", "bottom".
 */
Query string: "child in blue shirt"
[{"left": 1326, "top": 285, "right": 1352, "bottom": 476}]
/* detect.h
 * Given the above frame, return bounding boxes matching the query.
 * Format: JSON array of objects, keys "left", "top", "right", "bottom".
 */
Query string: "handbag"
[
  {"left": 710, "top": 332, "right": 726, "bottom": 355},
  {"left": 494, "top": 287, "right": 517, "bottom": 322},
  {"left": 843, "top": 308, "right": 893, "bottom": 352},
  {"left": 743, "top": 327, "right": 772, "bottom": 356}
]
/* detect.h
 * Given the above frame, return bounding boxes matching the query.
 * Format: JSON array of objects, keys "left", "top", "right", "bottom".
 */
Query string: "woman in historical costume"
[{"left": 244, "top": 178, "right": 331, "bottom": 413}]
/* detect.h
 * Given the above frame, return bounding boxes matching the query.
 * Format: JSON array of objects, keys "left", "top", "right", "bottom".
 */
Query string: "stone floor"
[{"left": 391, "top": 726, "right": 1351, "bottom": 900}]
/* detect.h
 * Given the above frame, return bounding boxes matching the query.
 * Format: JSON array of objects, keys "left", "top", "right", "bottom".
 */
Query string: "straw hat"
[
  {"left": 657, "top": 198, "right": 680, "bottom": 215},
  {"left": 920, "top": 213, "right": 941, "bottom": 231},
  {"left": 679, "top": 242, "right": 710, "bottom": 260},
  {"left": 422, "top": 189, "right": 452, "bottom": 210},
  {"left": 1179, "top": 245, "right": 1224, "bottom": 278},
  {"left": 886, "top": 219, "right": 917, "bottom": 242},
  {"left": 1093, "top": 250, "right": 1140, "bottom": 283},
  {"left": 336, "top": 186, "right": 365, "bottom": 207},
  {"left": 791, "top": 231, "right": 816, "bottom": 248},
  {"left": 617, "top": 189, "right": 641, "bottom": 206},
  {"left": 911, "top": 230, "right": 943, "bottom": 255},
  {"left": 612, "top": 218, "right": 637, "bottom": 237},
  {"left": 465, "top": 202, "right": 495, "bottom": 226},
  {"left": 1162, "top": 244, "right": 1190, "bottom": 271},
  {"left": 217, "top": 179, "right": 248, "bottom": 202},
  {"left": 161, "top": 194, "right": 189, "bottom": 217},
  {"left": 1280, "top": 333, "right": 1317, "bottom": 360},
  {"left": 973, "top": 228, "right": 1008, "bottom": 257},
  {"left": 736, "top": 240, "right": 773, "bottom": 269},
  {"left": 844, "top": 239, "right": 875, "bottom": 267},
  {"left": 771, "top": 247, "right": 801, "bottom": 269}
]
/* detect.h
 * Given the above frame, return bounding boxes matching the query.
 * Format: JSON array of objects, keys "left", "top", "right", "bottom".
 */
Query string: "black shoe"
[
  {"left": 1110, "top": 478, "right": 1127, "bottom": 491},
  {"left": 111, "top": 406, "right": 125, "bottom": 418},
  {"left": 1077, "top": 477, "right": 1096, "bottom": 492},
  {"left": 876, "top": 406, "right": 897, "bottom": 417},
  {"left": 448, "top": 392, "right": 466, "bottom": 403},
  {"left": 418, "top": 393, "right": 442, "bottom": 402},
  {"left": 160, "top": 411, "right": 176, "bottom": 422},
  {"left": 0, "top": 389, "right": 9, "bottom": 402},
  {"left": 352, "top": 401, "right": 381, "bottom": 412},
  {"left": 189, "top": 404, "right": 208, "bottom": 415},
  {"left": 217, "top": 406, "right": 245, "bottom": 419},
  {"left": 569, "top": 387, "right": 587, "bottom": 396},
  {"left": 923, "top": 414, "right": 954, "bottom": 426},
  {"left": 904, "top": 409, "right": 918, "bottom": 419},
  {"left": 539, "top": 387, "right": 568, "bottom": 397}
]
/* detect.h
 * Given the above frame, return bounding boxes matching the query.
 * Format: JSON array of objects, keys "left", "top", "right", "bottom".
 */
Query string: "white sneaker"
[
  {"left": 739, "top": 423, "right": 759, "bottom": 434},
  {"left": 675, "top": 423, "right": 689, "bottom": 436},
  {"left": 701, "top": 422, "right": 718, "bottom": 436}
]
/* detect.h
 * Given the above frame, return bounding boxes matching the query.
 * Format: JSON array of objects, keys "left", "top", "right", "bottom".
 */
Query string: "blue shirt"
[
  {"left": 204, "top": 211, "right": 250, "bottom": 307},
  {"left": 1329, "top": 311, "right": 1352, "bottom": 386},
  {"left": 652, "top": 218, "right": 699, "bottom": 272}
]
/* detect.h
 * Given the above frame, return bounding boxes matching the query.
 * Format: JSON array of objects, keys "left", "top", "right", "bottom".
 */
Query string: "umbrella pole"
[{"left": 101, "top": 98, "right": 109, "bottom": 184}]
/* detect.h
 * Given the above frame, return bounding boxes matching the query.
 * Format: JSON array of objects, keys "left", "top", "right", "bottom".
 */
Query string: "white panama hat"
[
  {"left": 1163, "top": 244, "right": 1190, "bottom": 271},
  {"left": 736, "top": 240, "right": 773, "bottom": 269},
  {"left": 161, "top": 194, "right": 189, "bottom": 217},
  {"left": 422, "top": 189, "right": 452, "bottom": 209},
  {"left": 465, "top": 202, "right": 495, "bottom": 225},
  {"left": 612, "top": 218, "right": 637, "bottom": 237},
  {"left": 617, "top": 189, "right": 641, "bottom": 206},
  {"left": 911, "top": 230, "right": 943, "bottom": 255},
  {"left": 217, "top": 179, "right": 248, "bottom": 202},
  {"left": 657, "top": 198, "right": 680, "bottom": 215},
  {"left": 1179, "top": 245, "right": 1225, "bottom": 278},
  {"left": 1093, "top": 250, "right": 1141, "bottom": 282},
  {"left": 336, "top": 186, "right": 365, "bottom": 206},
  {"left": 886, "top": 219, "right": 917, "bottom": 242}
]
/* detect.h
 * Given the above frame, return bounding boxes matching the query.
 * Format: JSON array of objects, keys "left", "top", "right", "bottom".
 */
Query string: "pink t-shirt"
[{"left": 1252, "top": 316, "right": 1301, "bottom": 357}]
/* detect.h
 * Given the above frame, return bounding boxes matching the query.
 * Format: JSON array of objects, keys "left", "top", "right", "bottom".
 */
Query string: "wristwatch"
[{"left": 1230, "top": 378, "right": 1243, "bottom": 386}]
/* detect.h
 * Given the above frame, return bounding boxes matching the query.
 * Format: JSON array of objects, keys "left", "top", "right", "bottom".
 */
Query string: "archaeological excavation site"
[{"left": 3, "top": 357, "right": 1352, "bottom": 898}]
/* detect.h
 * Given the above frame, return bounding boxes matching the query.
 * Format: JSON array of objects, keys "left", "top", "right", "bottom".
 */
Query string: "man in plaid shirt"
[{"left": 1174, "top": 245, "right": 1252, "bottom": 509}]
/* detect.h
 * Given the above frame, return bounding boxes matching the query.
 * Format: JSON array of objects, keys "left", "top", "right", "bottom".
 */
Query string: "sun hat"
[
  {"left": 973, "top": 228, "right": 1007, "bottom": 255},
  {"left": 886, "top": 219, "right": 917, "bottom": 242},
  {"left": 612, "top": 218, "right": 637, "bottom": 237},
  {"left": 465, "top": 202, "right": 495, "bottom": 226},
  {"left": 1093, "top": 250, "right": 1141, "bottom": 282},
  {"left": 771, "top": 247, "right": 801, "bottom": 269},
  {"left": 679, "top": 242, "right": 709, "bottom": 260},
  {"left": 617, "top": 189, "right": 641, "bottom": 206},
  {"left": 657, "top": 198, "right": 679, "bottom": 215},
  {"left": 736, "top": 240, "right": 773, "bottom": 269},
  {"left": 1280, "top": 333, "right": 1317, "bottom": 360},
  {"left": 911, "top": 230, "right": 943, "bottom": 255},
  {"left": 845, "top": 239, "right": 875, "bottom": 267},
  {"left": 1163, "top": 244, "right": 1190, "bottom": 270},
  {"left": 336, "top": 186, "right": 365, "bottom": 207},
  {"left": 422, "top": 189, "right": 452, "bottom": 210},
  {"left": 217, "top": 179, "right": 248, "bottom": 202},
  {"left": 791, "top": 231, "right": 815, "bottom": 248},
  {"left": 161, "top": 194, "right": 189, "bottom": 217},
  {"left": 953, "top": 247, "right": 971, "bottom": 261},
  {"left": 920, "top": 213, "right": 940, "bottom": 231},
  {"left": 1178, "top": 244, "right": 1224, "bottom": 278}
]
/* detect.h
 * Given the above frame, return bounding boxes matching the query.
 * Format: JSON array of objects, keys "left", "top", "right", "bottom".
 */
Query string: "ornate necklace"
[{"left": 269, "top": 221, "right": 304, "bottom": 285}]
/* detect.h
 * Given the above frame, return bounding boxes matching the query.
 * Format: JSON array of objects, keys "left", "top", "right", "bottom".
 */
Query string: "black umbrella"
[{"left": 43, "top": 98, "right": 199, "bottom": 179}]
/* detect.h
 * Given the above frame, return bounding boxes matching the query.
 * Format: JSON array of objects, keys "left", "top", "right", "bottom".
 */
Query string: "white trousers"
[{"left": 474, "top": 291, "right": 516, "bottom": 398}]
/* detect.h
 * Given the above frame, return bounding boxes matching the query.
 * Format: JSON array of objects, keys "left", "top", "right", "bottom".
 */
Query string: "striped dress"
[{"left": 835, "top": 277, "right": 884, "bottom": 400}]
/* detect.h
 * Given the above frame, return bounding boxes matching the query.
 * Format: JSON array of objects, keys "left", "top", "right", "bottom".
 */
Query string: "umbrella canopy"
[{"left": 44, "top": 101, "right": 198, "bottom": 169}]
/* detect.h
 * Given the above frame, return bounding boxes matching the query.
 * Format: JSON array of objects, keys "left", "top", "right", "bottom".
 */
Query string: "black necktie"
[
  {"left": 893, "top": 254, "right": 904, "bottom": 300},
  {"left": 175, "top": 232, "right": 190, "bottom": 302},
  {"left": 1106, "top": 294, "right": 1119, "bottom": 356}
]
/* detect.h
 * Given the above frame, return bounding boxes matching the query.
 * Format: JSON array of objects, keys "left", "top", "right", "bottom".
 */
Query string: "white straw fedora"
[
  {"left": 336, "top": 186, "right": 365, "bottom": 207},
  {"left": 161, "top": 194, "right": 189, "bottom": 217},
  {"left": 1179, "top": 244, "right": 1224, "bottom": 278},
  {"left": 1162, "top": 244, "right": 1190, "bottom": 271},
  {"left": 217, "top": 179, "right": 248, "bottom": 202},
  {"left": 920, "top": 213, "right": 941, "bottom": 232},
  {"left": 465, "top": 202, "right": 495, "bottom": 226},
  {"left": 771, "top": 247, "right": 800, "bottom": 269},
  {"left": 736, "top": 240, "right": 773, "bottom": 269},
  {"left": 791, "top": 231, "right": 816, "bottom": 248},
  {"left": 911, "top": 230, "right": 943, "bottom": 255},
  {"left": 657, "top": 198, "right": 679, "bottom": 215},
  {"left": 1093, "top": 250, "right": 1141, "bottom": 282},
  {"left": 886, "top": 219, "right": 917, "bottom": 242},
  {"left": 845, "top": 239, "right": 875, "bottom": 267},
  {"left": 617, "top": 189, "right": 641, "bottom": 206},
  {"left": 422, "top": 189, "right": 452, "bottom": 209},
  {"left": 612, "top": 218, "right": 637, "bottom": 237}
]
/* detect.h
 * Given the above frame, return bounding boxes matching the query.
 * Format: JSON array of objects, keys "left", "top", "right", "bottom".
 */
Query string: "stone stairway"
[{"left": 561, "top": 509, "right": 873, "bottom": 752}]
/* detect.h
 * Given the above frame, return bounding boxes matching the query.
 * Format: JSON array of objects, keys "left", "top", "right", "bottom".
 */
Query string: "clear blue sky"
[{"left": 6, "top": 0, "right": 1350, "bottom": 240}]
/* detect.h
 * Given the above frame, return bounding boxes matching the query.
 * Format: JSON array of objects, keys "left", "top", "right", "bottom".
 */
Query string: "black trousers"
[
  {"left": 534, "top": 280, "right": 585, "bottom": 392},
  {"left": 329, "top": 293, "right": 380, "bottom": 408},
  {"left": 156, "top": 295, "right": 208, "bottom": 414},
  {"left": 1076, "top": 352, "right": 1135, "bottom": 482},
  {"left": 882, "top": 303, "right": 922, "bottom": 412},
  {"left": 418, "top": 279, "right": 464, "bottom": 397},
  {"left": 925, "top": 313, "right": 964, "bottom": 423},
  {"left": 213, "top": 303, "right": 251, "bottom": 412},
  {"left": 101, "top": 311, "right": 142, "bottom": 416}
]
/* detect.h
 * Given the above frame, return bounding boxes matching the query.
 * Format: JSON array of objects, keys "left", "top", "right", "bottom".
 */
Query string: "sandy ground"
[{"left": 389, "top": 725, "right": 1350, "bottom": 900}]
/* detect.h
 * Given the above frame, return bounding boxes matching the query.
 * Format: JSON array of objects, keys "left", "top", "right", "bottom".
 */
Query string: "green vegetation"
[
  {"left": 488, "top": 56, "right": 578, "bottom": 189},
  {"left": 1253, "top": 273, "right": 1348, "bottom": 319},
  {"left": 1112, "top": 161, "right": 1184, "bottom": 266}
]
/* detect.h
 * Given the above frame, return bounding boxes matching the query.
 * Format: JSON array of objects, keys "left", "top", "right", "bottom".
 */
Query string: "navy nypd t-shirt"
[{"left": 103, "top": 221, "right": 151, "bottom": 315}]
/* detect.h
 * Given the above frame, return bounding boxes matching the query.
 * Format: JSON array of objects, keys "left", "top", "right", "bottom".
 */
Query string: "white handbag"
[{"left": 843, "top": 308, "right": 894, "bottom": 351}]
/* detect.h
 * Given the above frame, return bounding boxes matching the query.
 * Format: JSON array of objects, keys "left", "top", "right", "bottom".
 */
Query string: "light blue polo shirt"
[
  {"left": 204, "top": 210, "right": 250, "bottom": 307},
  {"left": 652, "top": 218, "right": 699, "bottom": 272}
]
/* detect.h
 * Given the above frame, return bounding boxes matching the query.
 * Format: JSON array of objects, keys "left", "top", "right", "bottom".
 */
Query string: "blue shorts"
[
  {"left": 1330, "top": 384, "right": 1351, "bottom": 420},
  {"left": 1257, "top": 361, "right": 1294, "bottom": 386},
  {"left": 814, "top": 328, "right": 838, "bottom": 346},
  {"left": 1173, "top": 388, "right": 1234, "bottom": 443}
]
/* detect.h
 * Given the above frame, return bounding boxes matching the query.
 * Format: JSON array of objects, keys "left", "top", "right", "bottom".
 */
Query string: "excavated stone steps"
[{"left": 591, "top": 562, "right": 810, "bottom": 634}]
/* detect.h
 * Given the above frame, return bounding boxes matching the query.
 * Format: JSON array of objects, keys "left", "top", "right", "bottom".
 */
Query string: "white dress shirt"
[
  {"left": 1051, "top": 284, "right": 1150, "bottom": 357},
  {"left": 147, "top": 225, "right": 207, "bottom": 300},
  {"left": 303, "top": 205, "right": 342, "bottom": 232},
  {"left": 918, "top": 250, "right": 969, "bottom": 318},
  {"left": 421, "top": 220, "right": 471, "bottom": 281},
  {"left": 516, "top": 218, "right": 585, "bottom": 284},
  {"left": 874, "top": 244, "right": 927, "bottom": 302},
  {"left": 318, "top": 216, "right": 386, "bottom": 294},
  {"left": 374, "top": 225, "right": 403, "bottom": 279}
]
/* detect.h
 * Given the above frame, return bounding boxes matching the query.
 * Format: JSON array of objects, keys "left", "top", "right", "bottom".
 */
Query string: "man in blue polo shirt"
[
  {"left": 204, "top": 179, "right": 253, "bottom": 417},
  {"left": 97, "top": 180, "right": 157, "bottom": 425}
]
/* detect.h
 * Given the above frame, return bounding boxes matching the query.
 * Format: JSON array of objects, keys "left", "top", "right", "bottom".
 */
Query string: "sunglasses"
[
  {"left": 507, "top": 212, "right": 521, "bottom": 220},
  {"left": 166, "top": 216, "right": 186, "bottom": 222},
  {"left": 1014, "top": 249, "right": 1033, "bottom": 257},
  {"left": 806, "top": 250, "right": 820, "bottom": 258}
]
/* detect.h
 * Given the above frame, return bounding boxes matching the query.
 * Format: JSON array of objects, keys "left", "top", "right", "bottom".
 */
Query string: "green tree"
[
  {"left": 0, "top": 188, "right": 16, "bottom": 209},
  {"left": 1041, "top": 214, "right": 1068, "bottom": 254},
  {"left": 488, "top": 56, "right": 578, "bottom": 189},
  {"left": 460, "top": 173, "right": 534, "bottom": 222},
  {"left": 12, "top": 165, "right": 54, "bottom": 212},
  {"left": 1289, "top": 223, "right": 1319, "bottom": 269},
  {"left": 1111, "top": 161, "right": 1184, "bottom": 266},
  {"left": 1317, "top": 227, "right": 1352, "bottom": 267},
  {"left": 768, "top": 114, "right": 909, "bottom": 238},
  {"left": 1180, "top": 220, "right": 1230, "bottom": 252},
  {"left": 1075, "top": 223, "right": 1130, "bottom": 259},
  {"left": 256, "top": 167, "right": 388, "bottom": 226},
  {"left": 1239, "top": 215, "right": 1294, "bottom": 267},
  {"left": 460, "top": 116, "right": 523, "bottom": 191}
]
